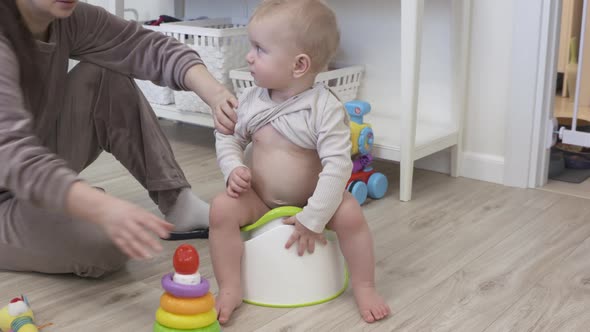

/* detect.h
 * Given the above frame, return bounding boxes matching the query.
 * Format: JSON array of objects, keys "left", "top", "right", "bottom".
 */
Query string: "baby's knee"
[
  {"left": 330, "top": 196, "right": 366, "bottom": 232},
  {"left": 209, "top": 193, "right": 233, "bottom": 228}
]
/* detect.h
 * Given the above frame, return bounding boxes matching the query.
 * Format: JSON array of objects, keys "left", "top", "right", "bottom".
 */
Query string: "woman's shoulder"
[{"left": 57, "top": 2, "right": 111, "bottom": 35}]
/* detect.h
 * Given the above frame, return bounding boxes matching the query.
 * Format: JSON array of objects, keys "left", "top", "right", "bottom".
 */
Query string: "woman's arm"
[
  {"left": 67, "top": 3, "right": 238, "bottom": 134},
  {"left": 0, "top": 36, "right": 78, "bottom": 211},
  {"left": 65, "top": 182, "right": 173, "bottom": 259},
  {"left": 0, "top": 35, "right": 173, "bottom": 259},
  {"left": 67, "top": 3, "right": 200, "bottom": 91},
  {"left": 184, "top": 65, "right": 238, "bottom": 134}
]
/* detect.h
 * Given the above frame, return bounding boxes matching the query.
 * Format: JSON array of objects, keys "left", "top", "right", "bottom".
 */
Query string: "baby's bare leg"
[
  {"left": 327, "top": 192, "right": 391, "bottom": 323},
  {"left": 209, "top": 190, "right": 269, "bottom": 324}
]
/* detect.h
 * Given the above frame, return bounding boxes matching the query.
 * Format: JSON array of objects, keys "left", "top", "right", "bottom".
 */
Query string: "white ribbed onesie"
[{"left": 215, "top": 83, "right": 353, "bottom": 233}]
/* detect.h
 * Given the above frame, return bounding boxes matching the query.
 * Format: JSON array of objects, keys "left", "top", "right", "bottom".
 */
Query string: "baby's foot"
[
  {"left": 353, "top": 285, "right": 391, "bottom": 323},
  {"left": 215, "top": 288, "right": 243, "bottom": 325}
]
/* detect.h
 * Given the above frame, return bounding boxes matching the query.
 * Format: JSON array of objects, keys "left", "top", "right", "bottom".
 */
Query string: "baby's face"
[{"left": 246, "top": 17, "right": 300, "bottom": 90}]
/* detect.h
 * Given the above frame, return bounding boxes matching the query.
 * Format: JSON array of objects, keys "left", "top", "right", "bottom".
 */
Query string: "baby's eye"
[{"left": 256, "top": 46, "right": 262, "bottom": 53}]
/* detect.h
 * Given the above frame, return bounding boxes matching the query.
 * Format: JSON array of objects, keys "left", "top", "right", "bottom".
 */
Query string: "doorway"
[{"left": 541, "top": 0, "right": 590, "bottom": 199}]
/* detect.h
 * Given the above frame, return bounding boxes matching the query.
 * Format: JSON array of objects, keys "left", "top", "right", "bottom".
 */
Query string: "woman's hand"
[
  {"left": 283, "top": 216, "right": 327, "bottom": 256},
  {"left": 184, "top": 64, "right": 238, "bottom": 134},
  {"left": 211, "top": 88, "right": 239, "bottom": 135},
  {"left": 65, "top": 182, "right": 174, "bottom": 260}
]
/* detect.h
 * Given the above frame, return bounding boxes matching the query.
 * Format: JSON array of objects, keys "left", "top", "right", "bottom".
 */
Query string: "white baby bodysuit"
[{"left": 215, "top": 83, "right": 353, "bottom": 233}]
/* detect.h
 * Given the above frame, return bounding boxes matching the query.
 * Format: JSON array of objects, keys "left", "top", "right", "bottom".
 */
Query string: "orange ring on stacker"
[{"left": 160, "top": 292, "right": 215, "bottom": 315}]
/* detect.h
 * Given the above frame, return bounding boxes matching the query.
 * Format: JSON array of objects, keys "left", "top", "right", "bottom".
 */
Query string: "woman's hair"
[{"left": 0, "top": 0, "right": 42, "bottom": 111}]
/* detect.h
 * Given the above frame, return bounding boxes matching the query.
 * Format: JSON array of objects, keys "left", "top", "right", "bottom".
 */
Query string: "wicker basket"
[
  {"left": 134, "top": 79, "right": 175, "bottom": 105},
  {"left": 143, "top": 18, "right": 249, "bottom": 113},
  {"left": 230, "top": 65, "right": 365, "bottom": 102}
]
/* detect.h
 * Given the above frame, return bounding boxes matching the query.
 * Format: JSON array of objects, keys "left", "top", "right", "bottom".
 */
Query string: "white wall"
[
  {"left": 92, "top": 0, "right": 518, "bottom": 185},
  {"left": 464, "top": 0, "right": 512, "bottom": 158},
  {"left": 453, "top": 0, "right": 513, "bottom": 184},
  {"left": 84, "top": 0, "right": 175, "bottom": 21},
  {"left": 183, "top": 0, "right": 516, "bottom": 185}
]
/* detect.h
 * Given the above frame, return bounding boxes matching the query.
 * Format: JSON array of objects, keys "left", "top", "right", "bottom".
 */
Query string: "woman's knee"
[
  {"left": 72, "top": 235, "right": 128, "bottom": 278},
  {"left": 67, "top": 62, "right": 141, "bottom": 107}
]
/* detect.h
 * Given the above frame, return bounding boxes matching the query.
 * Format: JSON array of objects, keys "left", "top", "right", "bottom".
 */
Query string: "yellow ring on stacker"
[
  {"left": 153, "top": 321, "right": 221, "bottom": 332},
  {"left": 160, "top": 292, "right": 215, "bottom": 315},
  {"left": 155, "top": 308, "right": 217, "bottom": 329}
]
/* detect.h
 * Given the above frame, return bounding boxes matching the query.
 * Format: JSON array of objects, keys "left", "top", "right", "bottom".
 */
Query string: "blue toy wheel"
[
  {"left": 367, "top": 173, "right": 388, "bottom": 199},
  {"left": 358, "top": 127, "right": 374, "bottom": 155},
  {"left": 348, "top": 181, "right": 368, "bottom": 205}
]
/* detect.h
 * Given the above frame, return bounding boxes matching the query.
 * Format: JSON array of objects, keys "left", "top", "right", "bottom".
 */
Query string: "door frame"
[{"left": 503, "top": 0, "right": 561, "bottom": 188}]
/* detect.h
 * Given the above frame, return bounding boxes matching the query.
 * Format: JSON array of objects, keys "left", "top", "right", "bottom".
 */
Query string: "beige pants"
[{"left": 0, "top": 63, "right": 190, "bottom": 277}]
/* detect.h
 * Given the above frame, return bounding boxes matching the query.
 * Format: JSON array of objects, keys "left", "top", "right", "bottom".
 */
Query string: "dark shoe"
[{"left": 164, "top": 228, "right": 209, "bottom": 241}]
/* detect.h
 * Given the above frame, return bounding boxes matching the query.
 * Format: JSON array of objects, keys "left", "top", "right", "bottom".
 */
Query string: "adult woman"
[{"left": 0, "top": 0, "right": 238, "bottom": 277}]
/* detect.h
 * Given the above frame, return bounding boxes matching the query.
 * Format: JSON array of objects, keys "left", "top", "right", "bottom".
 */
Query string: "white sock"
[{"left": 165, "top": 188, "right": 210, "bottom": 232}]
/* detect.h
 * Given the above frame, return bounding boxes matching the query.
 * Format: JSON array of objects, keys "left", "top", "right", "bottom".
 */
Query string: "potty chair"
[{"left": 240, "top": 207, "right": 348, "bottom": 307}]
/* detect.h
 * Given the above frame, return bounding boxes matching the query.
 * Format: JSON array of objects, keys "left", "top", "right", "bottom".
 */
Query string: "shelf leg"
[
  {"left": 451, "top": 0, "right": 472, "bottom": 178},
  {"left": 400, "top": 0, "right": 424, "bottom": 201}
]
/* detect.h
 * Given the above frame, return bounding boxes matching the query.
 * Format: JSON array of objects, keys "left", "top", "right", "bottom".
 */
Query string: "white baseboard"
[
  {"left": 460, "top": 152, "right": 505, "bottom": 184},
  {"left": 414, "top": 149, "right": 452, "bottom": 174},
  {"left": 413, "top": 150, "right": 505, "bottom": 185}
]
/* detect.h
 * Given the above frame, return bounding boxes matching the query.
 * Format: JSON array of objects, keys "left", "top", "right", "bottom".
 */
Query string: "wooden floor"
[{"left": 2, "top": 120, "right": 590, "bottom": 332}]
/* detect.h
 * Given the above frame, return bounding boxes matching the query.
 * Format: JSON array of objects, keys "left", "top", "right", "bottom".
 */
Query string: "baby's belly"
[{"left": 248, "top": 125, "right": 322, "bottom": 208}]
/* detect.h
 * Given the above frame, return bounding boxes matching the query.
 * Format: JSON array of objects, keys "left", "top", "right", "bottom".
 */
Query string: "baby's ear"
[{"left": 293, "top": 54, "right": 312, "bottom": 78}]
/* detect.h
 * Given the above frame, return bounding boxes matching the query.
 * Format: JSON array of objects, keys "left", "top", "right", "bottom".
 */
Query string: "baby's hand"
[
  {"left": 227, "top": 166, "right": 251, "bottom": 198},
  {"left": 284, "top": 216, "right": 327, "bottom": 256}
]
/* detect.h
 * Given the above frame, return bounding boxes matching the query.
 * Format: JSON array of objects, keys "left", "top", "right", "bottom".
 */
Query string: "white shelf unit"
[{"left": 110, "top": 0, "right": 472, "bottom": 202}]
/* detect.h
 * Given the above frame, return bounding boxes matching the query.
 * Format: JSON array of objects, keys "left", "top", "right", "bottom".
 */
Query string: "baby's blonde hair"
[{"left": 250, "top": 0, "right": 340, "bottom": 72}]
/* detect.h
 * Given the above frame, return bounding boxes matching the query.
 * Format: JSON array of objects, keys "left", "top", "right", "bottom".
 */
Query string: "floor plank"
[
  {"left": 1, "top": 121, "right": 590, "bottom": 331},
  {"left": 485, "top": 235, "right": 590, "bottom": 332},
  {"left": 367, "top": 196, "right": 590, "bottom": 332}
]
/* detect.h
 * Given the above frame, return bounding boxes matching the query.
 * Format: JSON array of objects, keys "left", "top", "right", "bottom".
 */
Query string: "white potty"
[{"left": 241, "top": 206, "right": 348, "bottom": 307}]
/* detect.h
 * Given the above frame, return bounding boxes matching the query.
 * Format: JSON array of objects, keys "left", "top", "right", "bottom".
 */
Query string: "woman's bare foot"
[
  {"left": 353, "top": 285, "right": 391, "bottom": 323},
  {"left": 215, "top": 288, "right": 243, "bottom": 325}
]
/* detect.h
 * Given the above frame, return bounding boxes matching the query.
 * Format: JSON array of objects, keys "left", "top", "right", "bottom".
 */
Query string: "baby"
[{"left": 209, "top": 0, "right": 391, "bottom": 324}]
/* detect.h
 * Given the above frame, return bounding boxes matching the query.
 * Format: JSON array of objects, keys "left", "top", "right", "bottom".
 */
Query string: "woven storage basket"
[
  {"left": 146, "top": 18, "right": 249, "bottom": 113},
  {"left": 230, "top": 65, "right": 365, "bottom": 102}
]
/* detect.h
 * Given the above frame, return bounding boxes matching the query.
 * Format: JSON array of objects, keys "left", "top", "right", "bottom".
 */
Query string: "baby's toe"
[{"left": 361, "top": 309, "right": 376, "bottom": 323}]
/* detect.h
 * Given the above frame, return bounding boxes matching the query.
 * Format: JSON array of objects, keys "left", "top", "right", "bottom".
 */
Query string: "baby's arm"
[
  {"left": 214, "top": 90, "right": 254, "bottom": 195},
  {"left": 215, "top": 128, "right": 249, "bottom": 183},
  {"left": 295, "top": 98, "right": 353, "bottom": 233}
]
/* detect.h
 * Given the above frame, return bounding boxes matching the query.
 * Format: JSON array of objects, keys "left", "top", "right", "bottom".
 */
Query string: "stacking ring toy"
[
  {"left": 153, "top": 320, "right": 221, "bottom": 332},
  {"left": 161, "top": 273, "right": 210, "bottom": 298},
  {"left": 160, "top": 292, "right": 215, "bottom": 315},
  {"left": 155, "top": 308, "right": 217, "bottom": 329}
]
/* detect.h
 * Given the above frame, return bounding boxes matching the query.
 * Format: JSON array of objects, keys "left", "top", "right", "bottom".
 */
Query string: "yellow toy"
[
  {"left": 345, "top": 100, "right": 389, "bottom": 205},
  {"left": 0, "top": 296, "right": 38, "bottom": 332}
]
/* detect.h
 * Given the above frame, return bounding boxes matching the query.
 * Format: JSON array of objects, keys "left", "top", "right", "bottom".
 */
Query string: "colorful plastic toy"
[
  {"left": 0, "top": 296, "right": 38, "bottom": 332},
  {"left": 345, "top": 100, "right": 389, "bottom": 204},
  {"left": 240, "top": 206, "right": 348, "bottom": 308},
  {"left": 154, "top": 244, "right": 221, "bottom": 332}
]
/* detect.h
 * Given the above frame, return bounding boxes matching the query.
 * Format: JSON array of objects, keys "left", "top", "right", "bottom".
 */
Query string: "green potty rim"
[{"left": 240, "top": 206, "right": 302, "bottom": 233}]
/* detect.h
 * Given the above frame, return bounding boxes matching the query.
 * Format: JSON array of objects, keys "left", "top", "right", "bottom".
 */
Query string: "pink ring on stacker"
[{"left": 161, "top": 273, "right": 210, "bottom": 298}]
